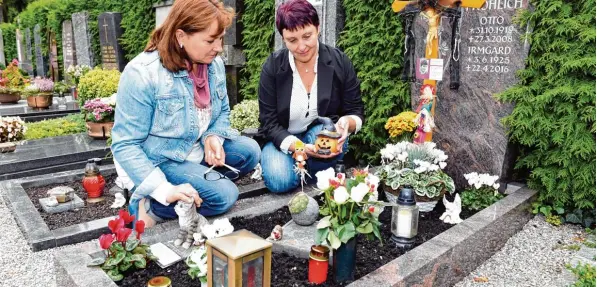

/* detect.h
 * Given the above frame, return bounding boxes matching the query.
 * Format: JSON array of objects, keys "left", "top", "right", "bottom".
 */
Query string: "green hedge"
[
  {"left": 498, "top": 0, "right": 596, "bottom": 210},
  {"left": 0, "top": 23, "right": 18, "bottom": 65},
  {"left": 239, "top": 0, "right": 275, "bottom": 100},
  {"left": 338, "top": 0, "right": 409, "bottom": 163},
  {"left": 24, "top": 113, "right": 86, "bottom": 140}
]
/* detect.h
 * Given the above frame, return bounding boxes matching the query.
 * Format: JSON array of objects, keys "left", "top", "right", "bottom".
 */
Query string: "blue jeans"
[
  {"left": 148, "top": 136, "right": 260, "bottom": 220},
  {"left": 260, "top": 124, "right": 348, "bottom": 193}
]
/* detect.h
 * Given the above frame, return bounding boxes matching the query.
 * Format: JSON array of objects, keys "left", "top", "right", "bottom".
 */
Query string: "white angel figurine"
[{"left": 439, "top": 194, "right": 463, "bottom": 224}]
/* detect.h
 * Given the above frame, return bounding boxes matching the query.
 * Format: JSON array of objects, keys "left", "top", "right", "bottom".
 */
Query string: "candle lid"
[
  {"left": 309, "top": 245, "right": 330, "bottom": 261},
  {"left": 148, "top": 276, "right": 171, "bottom": 287},
  {"left": 398, "top": 186, "right": 416, "bottom": 205}
]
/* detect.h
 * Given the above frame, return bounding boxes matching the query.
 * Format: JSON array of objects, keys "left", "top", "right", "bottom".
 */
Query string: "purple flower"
[{"left": 32, "top": 78, "right": 54, "bottom": 92}]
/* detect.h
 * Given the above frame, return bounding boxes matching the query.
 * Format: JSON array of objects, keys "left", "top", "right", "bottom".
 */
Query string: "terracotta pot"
[
  {"left": 86, "top": 121, "right": 114, "bottom": 139},
  {"left": 0, "top": 142, "right": 16, "bottom": 153},
  {"left": 26, "top": 92, "right": 53, "bottom": 109},
  {"left": 0, "top": 92, "right": 21, "bottom": 104}
]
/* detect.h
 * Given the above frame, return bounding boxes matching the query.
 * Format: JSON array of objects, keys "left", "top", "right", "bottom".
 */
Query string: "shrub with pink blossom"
[
  {"left": 32, "top": 78, "right": 54, "bottom": 93},
  {"left": 82, "top": 94, "right": 116, "bottom": 123}
]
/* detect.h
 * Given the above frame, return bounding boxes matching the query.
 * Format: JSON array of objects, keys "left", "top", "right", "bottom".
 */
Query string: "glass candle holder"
[{"left": 308, "top": 245, "right": 330, "bottom": 284}]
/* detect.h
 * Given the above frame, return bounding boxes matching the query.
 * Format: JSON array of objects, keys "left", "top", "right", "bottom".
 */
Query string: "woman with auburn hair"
[
  {"left": 111, "top": 0, "right": 260, "bottom": 227},
  {"left": 257, "top": 0, "right": 364, "bottom": 193}
]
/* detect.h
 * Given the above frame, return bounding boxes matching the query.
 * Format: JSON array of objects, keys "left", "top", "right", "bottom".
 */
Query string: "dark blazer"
[{"left": 257, "top": 43, "right": 365, "bottom": 149}]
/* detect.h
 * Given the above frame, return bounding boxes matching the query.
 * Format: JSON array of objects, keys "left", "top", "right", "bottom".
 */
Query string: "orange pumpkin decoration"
[{"left": 315, "top": 130, "right": 341, "bottom": 155}]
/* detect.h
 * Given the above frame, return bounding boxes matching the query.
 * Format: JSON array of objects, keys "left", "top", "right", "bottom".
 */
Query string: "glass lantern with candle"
[
  {"left": 82, "top": 158, "right": 105, "bottom": 203},
  {"left": 206, "top": 229, "right": 272, "bottom": 287},
  {"left": 308, "top": 245, "right": 330, "bottom": 284},
  {"left": 390, "top": 186, "right": 419, "bottom": 248}
]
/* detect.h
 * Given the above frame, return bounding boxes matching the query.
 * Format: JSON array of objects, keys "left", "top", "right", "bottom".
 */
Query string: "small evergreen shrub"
[
  {"left": 77, "top": 68, "right": 120, "bottom": 105},
  {"left": 24, "top": 114, "right": 86, "bottom": 140}
]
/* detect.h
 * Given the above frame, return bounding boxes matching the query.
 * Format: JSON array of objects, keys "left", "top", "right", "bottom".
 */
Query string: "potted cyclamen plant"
[
  {"left": 186, "top": 245, "right": 209, "bottom": 287},
  {"left": 377, "top": 141, "right": 455, "bottom": 212},
  {"left": 0, "top": 116, "right": 27, "bottom": 152},
  {"left": 24, "top": 78, "right": 54, "bottom": 109},
  {"left": 315, "top": 167, "right": 383, "bottom": 283},
  {"left": 88, "top": 210, "right": 155, "bottom": 282},
  {"left": 82, "top": 94, "right": 116, "bottom": 139},
  {"left": 0, "top": 59, "right": 26, "bottom": 104}
]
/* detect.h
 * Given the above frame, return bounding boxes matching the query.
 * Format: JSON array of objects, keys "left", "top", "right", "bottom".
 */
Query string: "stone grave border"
[
  {"left": 54, "top": 184, "right": 535, "bottom": 287},
  {"left": 3, "top": 165, "right": 271, "bottom": 252}
]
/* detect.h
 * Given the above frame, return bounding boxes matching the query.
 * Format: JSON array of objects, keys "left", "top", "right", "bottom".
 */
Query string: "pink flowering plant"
[
  {"left": 315, "top": 167, "right": 383, "bottom": 249},
  {"left": 32, "top": 77, "right": 54, "bottom": 93},
  {"left": 82, "top": 94, "right": 116, "bottom": 123}
]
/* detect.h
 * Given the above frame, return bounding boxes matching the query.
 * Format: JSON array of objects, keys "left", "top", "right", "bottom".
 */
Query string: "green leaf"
[
  {"left": 555, "top": 207, "right": 566, "bottom": 215},
  {"left": 356, "top": 222, "right": 374, "bottom": 234},
  {"left": 315, "top": 228, "right": 329, "bottom": 245},
  {"left": 134, "top": 259, "right": 147, "bottom": 269},
  {"left": 373, "top": 225, "right": 382, "bottom": 241},
  {"left": 317, "top": 216, "right": 331, "bottom": 229},
  {"left": 328, "top": 231, "right": 341, "bottom": 249},
  {"left": 130, "top": 254, "right": 145, "bottom": 262},
  {"left": 132, "top": 246, "right": 147, "bottom": 255},
  {"left": 566, "top": 213, "right": 582, "bottom": 224},
  {"left": 338, "top": 222, "right": 356, "bottom": 243},
  {"left": 126, "top": 239, "right": 140, "bottom": 252},
  {"left": 106, "top": 269, "right": 123, "bottom": 282},
  {"left": 119, "top": 262, "right": 132, "bottom": 272},
  {"left": 87, "top": 257, "right": 105, "bottom": 267}
]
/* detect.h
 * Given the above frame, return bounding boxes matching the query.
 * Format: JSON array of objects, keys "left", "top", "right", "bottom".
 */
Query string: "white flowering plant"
[
  {"left": 460, "top": 172, "right": 504, "bottom": 211},
  {"left": 186, "top": 245, "right": 208, "bottom": 283},
  {"left": 66, "top": 64, "right": 91, "bottom": 85},
  {"left": 315, "top": 167, "right": 384, "bottom": 249},
  {"left": 377, "top": 141, "right": 455, "bottom": 200},
  {"left": 0, "top": 116, "right": 27, "bottom": 143}
]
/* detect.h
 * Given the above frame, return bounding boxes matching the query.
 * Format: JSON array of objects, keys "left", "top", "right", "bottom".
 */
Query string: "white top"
[{"left": 279, "top": 48, "right": 363, "bottom": 154}]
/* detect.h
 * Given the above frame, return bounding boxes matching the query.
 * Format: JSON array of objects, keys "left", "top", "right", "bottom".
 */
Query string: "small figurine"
[
  {"left": 314, "top": 117, "right": 342, "bottom": 155},
  {"left": 439, "top": 194, "right": 463, "bottom": 224},
  {"left": 267, "top": 225, "right": 283, "bottom": 241},
  {"left": 174, "top": 201, "right": 209, "bottom": 249},
  {"left": 201, "top": 218, "right": 234, "bottom": 239},
  {"left": 293, "top": 140, "right": 311, "bottom": 187},
  {"left": 46, "top": 186, "right": 75, "bottom": 203}
]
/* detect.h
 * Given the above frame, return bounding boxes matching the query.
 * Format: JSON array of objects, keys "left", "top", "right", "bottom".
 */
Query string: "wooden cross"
[{"left": 392, "top": 0, "right": 485, "bottom": 142}]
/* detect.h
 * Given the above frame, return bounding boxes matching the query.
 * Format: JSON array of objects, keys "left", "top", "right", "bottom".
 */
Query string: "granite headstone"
[
  {"left": 61, "top": 20, "right": 77, "bottom": 81},
  {"left": 23, "top": 28, "right": 34, "bottom": 76},
  {"left": 274, "top": 0, "right": 344, "bottom": 50},
  {"left": 34, "top": 24, "right": 46, "bottom": 77},
  {"left": 153, "top": 0, "right": 174, "bottom": 27},
  {"left": 48, "top": 32, "right": 60, "bottom": 81},
  {"left": 98, "top": 12, "right": 126, "bottom": 71},
  {"left": 0, "top": 29, "right": 5, "bottom": 66},
  {"left": 72, "top": 12, "right": 94, "bottom": 67},
  {"left": 15, "top": 29, "right": 24, "bottom": 66},
  {"left": 408, "top": 0, "right": 531, "bottom": 188}
]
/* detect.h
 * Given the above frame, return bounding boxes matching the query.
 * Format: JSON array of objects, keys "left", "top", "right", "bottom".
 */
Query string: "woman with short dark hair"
[
  {"left": 258, "top": 0, "right": 365, "bottom": 193},
  {"left": 112, "top": 0, "right": 260, "bottom": 227}
]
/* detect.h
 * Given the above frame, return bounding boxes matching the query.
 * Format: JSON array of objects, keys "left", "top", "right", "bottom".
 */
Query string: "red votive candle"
[{"left": 308, "top": 245, "right": 330, "bottom": 284}]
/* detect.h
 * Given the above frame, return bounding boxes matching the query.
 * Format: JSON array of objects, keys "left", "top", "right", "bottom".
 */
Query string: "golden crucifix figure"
[{"left": 392, "top": 0, "right": 485, "bottom": 142}]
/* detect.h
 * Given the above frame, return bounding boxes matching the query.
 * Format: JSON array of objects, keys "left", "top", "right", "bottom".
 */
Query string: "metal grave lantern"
[{"left": 206, "top": 229, "right": 272, "bottom": 287}]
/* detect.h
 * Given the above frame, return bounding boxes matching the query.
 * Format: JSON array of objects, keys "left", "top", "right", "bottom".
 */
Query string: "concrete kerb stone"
[{"left": 347, "top": 187, "right": 537, "bottom": 287}]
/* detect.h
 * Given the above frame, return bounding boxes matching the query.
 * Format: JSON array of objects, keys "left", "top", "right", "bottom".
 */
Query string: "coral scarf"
[{"left": 186, "top": 61, "right": 210, "bottom": 108}]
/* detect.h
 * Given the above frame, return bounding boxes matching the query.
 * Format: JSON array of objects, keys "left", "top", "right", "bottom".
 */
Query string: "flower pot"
[
  {"left": 86, "top": 121, "right": 114, "bottom": 139},
  {"left": 383, "top": 184, "right": 441, "bottom": 213},
  {"left": 0, "top": 142, "right": 16, "bottom": 153},
  {"left": 26, "top": 92, "right": 53, "bottom": 109},
  {"left": 0, "top": 92, "right": 20, "bottom": 104},
  {"left": 332, "top": 237, "right": 357, "bottom": 283}
]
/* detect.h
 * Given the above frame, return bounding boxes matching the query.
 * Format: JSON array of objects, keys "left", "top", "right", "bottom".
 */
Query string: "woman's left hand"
[
  {"left": 335, "top": 117, "right": 350, "bottom": 148},
  {"left": 205, "top": 135, "right": 226, "bottom": 167}
]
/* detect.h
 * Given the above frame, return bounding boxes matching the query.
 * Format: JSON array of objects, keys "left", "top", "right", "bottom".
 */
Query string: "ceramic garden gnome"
[
  {"left": 288, "top": 191, "right": 319, "bottom": 226},
  {"left": 314, "top": 117, "right": 342, "bottom": 155}
]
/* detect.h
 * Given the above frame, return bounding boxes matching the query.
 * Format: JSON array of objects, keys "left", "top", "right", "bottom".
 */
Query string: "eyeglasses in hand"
[{"left": 203, "top": 163, "right": 240, "bottom": 181}]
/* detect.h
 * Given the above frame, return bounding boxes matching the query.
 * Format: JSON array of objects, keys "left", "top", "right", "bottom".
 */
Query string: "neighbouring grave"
[
  {"left": 34, "top": 24, "right": 46, "bottom": 77},
  {"left": 72, "top": 12, "right": 95, "bottom": 67},
  {"left": 62, "top": 20, "right": 77, "bottom": 81},
  {"left": 98, "top": 12, "right": 126, "bottom": 71}
]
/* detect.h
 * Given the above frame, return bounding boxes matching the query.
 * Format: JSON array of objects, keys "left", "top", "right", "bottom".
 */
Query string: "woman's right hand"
[
  {"left": 304, "top": 144, "right": 341, "bottom": 159},
  {"left": 165, "top": 183, "right": 203, "bottom": 207}
]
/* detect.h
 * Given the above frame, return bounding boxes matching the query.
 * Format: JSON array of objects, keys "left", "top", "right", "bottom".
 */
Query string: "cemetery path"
[
  {"left": 454, "top": 216, "right": 591, "bottom": 287},
  {"left": 0, "top": 185, "right": 593, "bottom": 287}
]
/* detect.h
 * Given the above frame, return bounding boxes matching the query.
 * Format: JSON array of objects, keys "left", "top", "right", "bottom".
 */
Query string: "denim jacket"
[{"left": 111, "top": 51, "right": 238, "bottom": 218}]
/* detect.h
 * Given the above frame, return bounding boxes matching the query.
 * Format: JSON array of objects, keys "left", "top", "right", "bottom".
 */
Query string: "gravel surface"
[
  {"left": 454, "top": 215, "right": 588, "bottom": 287},
  {"left": 0, "top": 183, "right": 592, "bottom": 287}
]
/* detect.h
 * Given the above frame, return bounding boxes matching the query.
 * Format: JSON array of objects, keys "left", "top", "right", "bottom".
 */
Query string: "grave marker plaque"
[
  {"left": 72, "top": 12, "right": 94, "bottom": 67},
  {"left": 62, "top": 20, "right": 77, "bottom": 80},
  {"left": 98, "top": 12, "right": 126, "bottom": 71},
  {"left": 48, "top": 32, "right": 60, "bottom": 81},
  {"left": 23, "top": 28, "right": 34, "bottom": 76},
  {"left": 409, "top": 0, "right": 531, "bottom": 187},
  {"left": 34, "top": 24, "right": 46, "bottom": 77}
]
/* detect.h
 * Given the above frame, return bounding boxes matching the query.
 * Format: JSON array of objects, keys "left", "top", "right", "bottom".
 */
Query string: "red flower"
[
  {"left": 116, "top": 228, "right": 133, "bottom": 243},
  {"left": 11, "top": 59, "right": 18, "bottom": 66},
  {"left": 108, "top": 218, "right": 125, "bottom": 234},
  {"left": 337, "top": 173, "right": 344, "bottom": 180},
  {"left": 329, "top": 179, "right": 341, "bottom": 189},
  {"left": 99, "top": 234, "right": 114, "bottom": 249},
  {"left": 369, "top": 184, "right": 376, "bottom": 193},
  {"left": 369, "top": 206, "right": 375, "bottom": 213},
  {"left": 118, "top": 209, "right": 135, "bottom": 224},
  {"left": 135, "top": 220, "right": 145, "bottom": 240}
]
